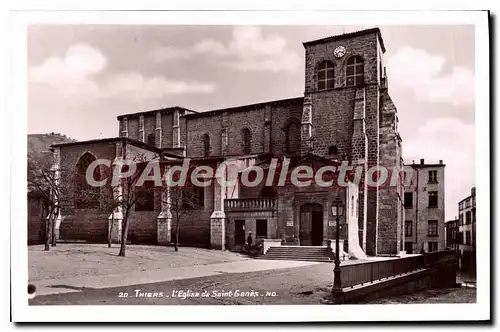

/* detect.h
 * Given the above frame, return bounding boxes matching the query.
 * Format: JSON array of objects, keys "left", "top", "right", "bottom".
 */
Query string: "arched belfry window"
[
  {"left": 202, "top": 133, "right": 210, "bottom": 157},
  {"left": 74, "top": 152, "right": 100, "bottom": 209},
  {"left": 317, "top": 60, "right": 334, "bottom": 91},
  {"left": 346, "top": 56, "right": 364, "bottom": 87},
  {"left": 241, "top": 128, "right": 251, "bottom": 155}
]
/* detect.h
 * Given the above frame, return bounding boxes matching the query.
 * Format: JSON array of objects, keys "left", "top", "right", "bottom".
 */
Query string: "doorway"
[
  {"left": 299, "top": 203, "right": 324, "bottom": 246},
  {"left": 234, "top": 220, "right": 245, "bottom": 245}
]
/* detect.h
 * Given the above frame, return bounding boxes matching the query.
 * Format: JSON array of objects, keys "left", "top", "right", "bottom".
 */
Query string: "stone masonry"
[{"left": 50, "top": 28, "right": 414, "bottom": 256}]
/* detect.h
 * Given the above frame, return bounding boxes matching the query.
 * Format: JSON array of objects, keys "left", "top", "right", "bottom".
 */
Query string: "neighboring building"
[
  {"left": 458, "top": 187, "right": 476, "bottom": 273},
  {"left": 403, "top": 159, "right": 446, "bottom": 254},
  {"left": 445, "top": 218, "right": 459, "bottom": 251},
  {"left": 48, "top": 28, "right": 406, "bottom": 256}
]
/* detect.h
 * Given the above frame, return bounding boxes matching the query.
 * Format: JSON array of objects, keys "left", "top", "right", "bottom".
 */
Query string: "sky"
[{"left": 27, "top": 25, "right": 476, "bottom": 220}]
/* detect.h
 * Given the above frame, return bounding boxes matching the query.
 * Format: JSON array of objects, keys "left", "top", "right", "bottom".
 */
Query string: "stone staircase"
[{"left": 262, "top": 246, "right": 334, "bottom": 263}]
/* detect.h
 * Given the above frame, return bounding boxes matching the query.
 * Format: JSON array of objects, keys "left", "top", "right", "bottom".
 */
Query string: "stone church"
[{"left": 50, "top": 27, "right": 404, "bottom": 256}]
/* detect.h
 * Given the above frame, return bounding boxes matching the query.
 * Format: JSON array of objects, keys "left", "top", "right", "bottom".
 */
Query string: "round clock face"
[{"left": 334, "top": 46, "right": 346, "bottom": 58}]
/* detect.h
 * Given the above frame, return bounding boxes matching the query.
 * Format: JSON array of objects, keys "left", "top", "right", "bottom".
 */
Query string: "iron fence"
[{"left": 339, "top": 250, "right": 458, "bottom": 289}]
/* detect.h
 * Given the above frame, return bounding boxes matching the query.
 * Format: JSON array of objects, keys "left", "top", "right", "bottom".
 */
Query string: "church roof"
[
  {"left": 185, "top": 96, "right": 304, "bottom": 119},
  {"left": 116, "top": 106, "right": 197, "bottom": 120}
]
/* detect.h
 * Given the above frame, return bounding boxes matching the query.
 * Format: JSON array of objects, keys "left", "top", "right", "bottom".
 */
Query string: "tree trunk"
[
  {"left": 44, "top": 208, "right": 52, "bottom": 251},
  {"left": 175, "top": 212, "right": 180, "bottom": 252},
  {"left": 108, "top": 213, "right": 114, "bottom": 248},
  {"left": 118, "top": 212, "right": 129, "bottom": 257},
  {"left": 51, "top": 206, "right": 58, "bottom": 247}
]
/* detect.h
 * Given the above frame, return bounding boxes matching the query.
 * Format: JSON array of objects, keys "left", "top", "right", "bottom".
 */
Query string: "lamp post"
[{"left": 331, "top": 196, "right": 344, "bottom": 291}]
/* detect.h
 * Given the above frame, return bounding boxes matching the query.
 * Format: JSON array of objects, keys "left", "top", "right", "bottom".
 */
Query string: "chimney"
[
  {"left": 439, "top": 160, "right": 443, "bottom": 165},
  {"left": 471, "top": 187, "right": 476, "bottom": 196},
  {"left": 420, "top": 158, "right": 424, "bottom": 165}
]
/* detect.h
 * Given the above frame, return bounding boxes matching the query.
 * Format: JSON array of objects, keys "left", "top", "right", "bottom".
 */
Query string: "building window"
[
  {"left": 428, "top": 170, "right": 438, "bottom": 183},
  {"left": 135, "top": 181, "right": 155, "bottom": 211},
  {"left": 405, "top": 220, "right": 412, "bottom": 237},
  {"left": 241, "top": 128, "right": 251, "bottom": 155},
  {"left": 328, "top": 145, "right": 339, "bottom": 155},
  {"left": 261, "top": 186, "right": 277, "bottom": 198},
  {"left": 428, "top": 242, "right": 438, "bottom": 252},
  {"left": 428, "top": 191, "right": 438, "bottom": 208},
  {"left": 256, "top": 219, "right": 268, "bottom": 237},
  {"left": 147, "top": 133, "right": 155, "bottom": 147},
  {"left": 346, "top": 56, "right": 364, "bottom": 87},
  {"left": 202, "top": 133, "right": 210, "bottom": 157},
  {"left": 465, "top": 211, "right": 472, "bottom": 224},
  {"left": 404, "top": 192, "right": 413, "bottom": 209},
  {"left": 428, "top": 220, "right": 438, "bottom": 236},
  {"left": 181, "top": 186, "right": 205, "bottom": 209},
  {"left": 404, "top": 242, "right": 413, "bottom": 254},
  {"left": 465, "top": 231, "right": 471, "bottom": 245},
  {"left": 459, "top": 213, "right": 464, "bottom": 225},
  {"left": 317, "top": 60, "right": 335, "bottom": 91},
  {"left": 74, "top": 152, "right": 100, "bottom": 209}
]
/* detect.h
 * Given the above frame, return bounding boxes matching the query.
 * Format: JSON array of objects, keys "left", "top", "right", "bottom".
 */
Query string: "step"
[
  {"left": 263, "top": 246, "right": 335, "bottom": 262},
  {"left": 265, "top": 248, "right": 330, "bottom": 253},
  {"left": 266, "top": 250, "right": 329, "bottom": 253},
  {"left": 265, "top": 251, "right": 329, "bottom": 255},
  {"left": 260, "top": 256, "right": 332, "bottom": 263}
]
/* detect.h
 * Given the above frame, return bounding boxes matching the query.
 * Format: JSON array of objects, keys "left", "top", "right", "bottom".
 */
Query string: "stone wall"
[
  {"left": 303, "top": 30, "right": 385, "bottom": 256},
  {"left": 184, "top": 98, "right": 304, "bottom": 159},
  {"left": 377, "top": 91, "right": 403, "bottom": 255}
]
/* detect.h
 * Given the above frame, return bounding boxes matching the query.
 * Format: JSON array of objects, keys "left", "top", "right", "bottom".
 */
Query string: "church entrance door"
[{"left": 299, "top": 203, "right": 324, "bottom": 246}]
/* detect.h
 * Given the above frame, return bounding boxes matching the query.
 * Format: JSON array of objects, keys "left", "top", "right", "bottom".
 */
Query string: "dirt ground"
[
  {"left": 29, "top": 244, "right": 249, "bottom": 281},
  {"left": 30, "top": 259, "right": 476, "bottom": 305}
]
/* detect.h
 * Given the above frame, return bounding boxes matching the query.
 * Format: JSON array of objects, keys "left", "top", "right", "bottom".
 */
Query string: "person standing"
[{"left": 247, "top": 232, "right": 253, "bottom": 248}]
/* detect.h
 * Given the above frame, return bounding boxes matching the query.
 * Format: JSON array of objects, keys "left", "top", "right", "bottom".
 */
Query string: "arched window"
[
  {"left": 317, "top": 60, "right": 334, "bottom": 91},
  {"left": 284, "top": 118, "right": 301, "bottom": 153},
  {"left": 328, "top": 145, "right": 338, "bottom": 155},
  {"left": 147, "top": 133, "right": 156, "bottom": 147},
  {"left": 74, "top": 152, "right": 100, "bottom": 209},
  {"left": 346, "top": 56, "right": 364, "bottom": 87},
  {"left": 202, "top": 133, "right": 210, "bottom": 157},
  {"left": 241, "top": 128, "right": 251, "bottom": 155}
]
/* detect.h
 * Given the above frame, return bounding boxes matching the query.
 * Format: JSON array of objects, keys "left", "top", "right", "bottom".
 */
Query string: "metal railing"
[
  {"left": 340, "top": 255, "right": 425, "bottom": 288},
  {"left": 224, "top": 198, "right": 277, "bottom": 211},
  {"left": 339, "top": 250, "right": 459, "bottom": 289}
]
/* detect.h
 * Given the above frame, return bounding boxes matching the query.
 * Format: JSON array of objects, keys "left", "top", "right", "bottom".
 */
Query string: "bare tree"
[
  {"left": 162, "top": 184, "right": 202, "bottom": 252},
  {"left": 114, "top": 156, "right": 157, "bottom": 257},
  {"left": 117, "top": 171, "right": 142, "bottom": 257},
  {"left": 27, "top": 153, "right": 62, "bottom": 250},
  {"left": 96, "top": 187, "right": 121, "bottom": 248}
]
